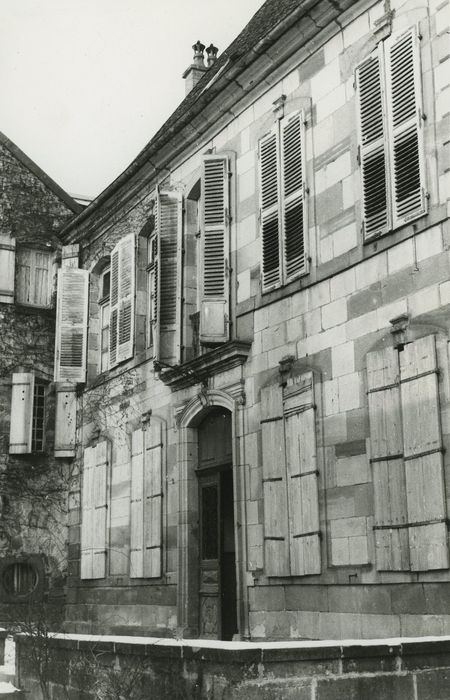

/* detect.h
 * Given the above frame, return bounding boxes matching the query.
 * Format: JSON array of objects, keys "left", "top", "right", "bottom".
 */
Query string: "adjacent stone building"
[
  {"left": 0, "top": 131, "right": 81, "bottom": 617},
  {"left": 56, "top": 0, "right": 450, "bottom": 641}
]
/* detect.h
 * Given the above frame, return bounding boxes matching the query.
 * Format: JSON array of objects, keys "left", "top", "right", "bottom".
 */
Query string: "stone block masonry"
[{"left": 15, "top": 633, "right": 450, "bottom": 699}]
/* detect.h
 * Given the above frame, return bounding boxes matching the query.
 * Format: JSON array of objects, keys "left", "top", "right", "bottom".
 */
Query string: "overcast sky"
[{"left": 1, "top": 0, "right": 265, "bottom": 199}]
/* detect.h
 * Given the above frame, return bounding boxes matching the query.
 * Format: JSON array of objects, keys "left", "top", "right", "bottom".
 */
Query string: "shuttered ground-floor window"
[
  {"left": 367, "top": 334, "right": 449, "bottom": 572},
  {"left": 80, "top": 441, "right": 109, "bottom": 579},
  {"left": 260, "top": 371, "right": 321, "bottom": 577},
  {"left": 130, "top": 423, "right": 163, "bottom": 578}
]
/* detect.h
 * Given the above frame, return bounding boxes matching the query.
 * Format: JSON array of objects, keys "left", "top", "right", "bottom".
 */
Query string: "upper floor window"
[
  {"left": 146, "top": 233, "right": 157, "bottom": 350},
  {"left": 259, "top": 111, "right": 308, "bottom": 293},
  {"left": 98, "top": 267, "right": 110, "bottom": 373},
  {"left": 9, "top": 372, "right": 47, "bottom": 454},
  {"left": 109, "top": 234, "right": 135, "bottom": 368},
  {"left": 16, "top": 248, "right": 53, "bottom": 307},
  {"left": 356, "top": 27, "right": 427, "bottom": 240}
]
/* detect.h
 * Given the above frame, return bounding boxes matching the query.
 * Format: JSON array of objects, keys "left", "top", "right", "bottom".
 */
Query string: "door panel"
[{"left": 199, "top": 475, "right": 221, "bottom": 638}]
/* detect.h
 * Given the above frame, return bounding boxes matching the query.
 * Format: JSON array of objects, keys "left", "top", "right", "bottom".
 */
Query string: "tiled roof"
[{"left": 62, "top": 0, "right": 312, "bottom": 233}]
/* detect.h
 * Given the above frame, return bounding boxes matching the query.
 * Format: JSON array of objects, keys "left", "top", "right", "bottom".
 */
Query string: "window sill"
[{"left": 156, "top": 340, "right": 252, "bottom": 390}]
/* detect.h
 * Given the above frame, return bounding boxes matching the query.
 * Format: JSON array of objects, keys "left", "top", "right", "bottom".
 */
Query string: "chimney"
[
  {"left": 182, "top": 41, "right": 208, "bottom": 95},
  {"left": 205, "top": 43, "right": 218, "bottom": 67}
]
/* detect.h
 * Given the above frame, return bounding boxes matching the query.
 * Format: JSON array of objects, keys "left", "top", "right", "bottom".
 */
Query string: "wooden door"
[{"left": 198, "top": 408, "right": 237, "bottom": 640}]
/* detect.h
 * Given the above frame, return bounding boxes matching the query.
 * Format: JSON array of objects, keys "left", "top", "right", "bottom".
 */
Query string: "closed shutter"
[
  {"left": 200, "top": 155, "right": 230, "bottom": 344},
  {"left": 81, "top": 441, "right": 109, "bottom": 579},
  {"left": 0, "top": 235, "right": 15, "bottom": 304},
  {"left": 117, "top": 234, "right": 136, "bottom": 363},
  {"left": 55, "top": 268, "right": 89, "bottom": 383},
  {"left": 259, "top": 126, "right": 281, "bottom": 291},
  {"left": 385, "top": 27, "right": 427, "bottom": 227},
  {"left": 9, "top": 372, "right": 34, "bottom": 454},
  {"left": 130, "top": 428, "right": 145, "bottom": 578},
  {"left": 356, "top": 50, "right": 390, "bottom": 239},
  {"left": 281, "top": 113, "right": 307, "bottom": 280},
  {"left": 80, "top": 444, "right": 95, "bottom": 579},
  {"left": 261, "top": 384, "right": 290, "bottom": 576},
  {"left": 284, "top": 372, "right": 321, "bottom": 575},
  {"left": 54, "top": 385, "right": 77, "bottom": 457},
  {"left": 16, "top": 249, "right": 52, "bottom": 307},
  {"left": 109, "top": 247, "right": 119, "bottom": 367},
  {"left": 367, "top": 346, "right": 410, "bottom": 570},
  {"left": 143, "top": 422, "right": 163, "bottom": 577},
  {"left": 399, "top": 335, "right": 448, "bottom": 571},
  {"left": 155, "top": 190, "right": 182, "bottom": 364}
]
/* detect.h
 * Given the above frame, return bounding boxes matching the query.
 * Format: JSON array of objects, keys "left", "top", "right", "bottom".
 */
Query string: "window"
[
  {"left": 259, "top": 111, "right": 307, "bottom": 292},
  {"left": 16, "top": 248, "right": 53, "bottom": 307},
  {"left": 367, "top": 335, "right": 447, "bottom": 572},
  {"left": 130, "top": 423, "right": 163, "bottom": 578},
  {"left": 356, "top": 26, "right": 427, "bottom": 240},
  {"left": 3, "top": 562, "right": 37, "bottom": 596},
  {"left": 99, "top": 268, "right": 110, "bottom": 373},
  {"left": 80, "top": 441, "right": 109, "bottom": 579},
  {"left": 260, "top": 372, "right": 321, "bottom": 577},
  {"left": 146, "top": 233, "right": 157, "bottom": 349},
  {"left": 9, "top": 373, "right": 47, "bottom": 454},
  {"left": 32, "top": 382, "right": 46, "bottom": 452}
]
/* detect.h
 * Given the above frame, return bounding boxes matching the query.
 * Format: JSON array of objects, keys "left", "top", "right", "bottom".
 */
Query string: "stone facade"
[
  {"left": 0, "top": 132, "right": 80, "bottom": 617},
  {"left": 59, "top": 0, "right": 450, "bottom": 642}
]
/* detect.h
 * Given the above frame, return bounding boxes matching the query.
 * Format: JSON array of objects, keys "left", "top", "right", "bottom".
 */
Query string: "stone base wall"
[{"left": 15, "top": 633, "right": 450, "bottom": 700}]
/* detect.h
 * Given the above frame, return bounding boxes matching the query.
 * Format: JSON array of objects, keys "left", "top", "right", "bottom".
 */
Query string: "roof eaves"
[{"left": 61, "top": 0, "right": 323, "bottom": 237}]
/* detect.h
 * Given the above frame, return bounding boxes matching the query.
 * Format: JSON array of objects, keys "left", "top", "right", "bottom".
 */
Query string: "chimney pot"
[
  {"left": 182, "top": 40, "right": 208, "bottom": 95},
  {"left": 206, "top": 43, "right": 219, "bottom": 67}
]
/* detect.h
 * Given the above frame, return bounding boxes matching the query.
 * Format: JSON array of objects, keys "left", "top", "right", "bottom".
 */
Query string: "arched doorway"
[{"left": 197, "top": 407, "right": 237, "bottom": 640}]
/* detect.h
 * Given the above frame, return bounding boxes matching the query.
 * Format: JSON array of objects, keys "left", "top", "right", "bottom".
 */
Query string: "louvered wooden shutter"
[
  {"left": 356, "top": 50, "right": 390, "bottom": 239},
  {"left": 9, "top": 372, "right": 34, "bottom": 454},
  {"left": 261, "top": 384, "right": 289, "bottom": 576},
  {"left": 54, "top": 385, "right": 77, "bottom": 457},
  {"left": 117, "top": 234, "right": 136, "bottom": 363},
  {"left": 155, "top": 190, "right": 182, "bottom": 364},
  {"left": 399, "top": 335, "right": 448, "bottom": 571},
  {"left": 130, "top": 427, "right": 145, "bottom": 578},
  {"left": 55, "top": 268, "right": 89, "bottom": 383},
  {"left": 259, "top": 126, "right": 281, "bottom": 291},
  {"left": 109, "top": 247, "right": 119, "bottom": 367},
  {"left": 281, "top": 113, "right": 307, "bottom": 281},
  {"left": 385, "top": 27, "right": 426, "bottom": 227},
  {"left": 284, "top": 372, "right": 321, "bottom": 575},
  {"left": 81, "top": 441, "right": 109, "bottom": 579},
  {"left": 144, "top": 422, "right": 163, "bottom": 577},
  {"left": 367, "top": 346, "right": 410, "bottom": 570},
  {"left": 200, "top": 155, "right": 230, "bottom": 344},
  {"left": 0, "top": 235, "right": 16, "bottom": 304}
]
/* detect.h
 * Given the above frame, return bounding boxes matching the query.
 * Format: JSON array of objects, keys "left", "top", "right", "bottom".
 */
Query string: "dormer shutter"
[
  {"left": 259, "top": 126, "right": 281, "bottom": 291},
  {"left": 281, "top": 112, "right": 307, "bottom": 281},
  {"left": 200, "top": 155, "right": 230, "bottom": 344},
  {"left": 109, "top": 234, "right": 135, "bottom": 367},
  {"left": 155, "top": 190, "right": 182, "bottom": 365},
  {"left": 9, "top": 372, "right": 34, "bottom": 454},
  {"left": 54, "top": 258, "right": 89, "bottom": 383},
  {"left": 0, "top": 235, "right": 16, "bottom": 304},
  {"left": 385, "top": 27, "right": 427, "bottom": 227},
  {"left": 356, "top": 50, "right": 390, "bottom": 238}
]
